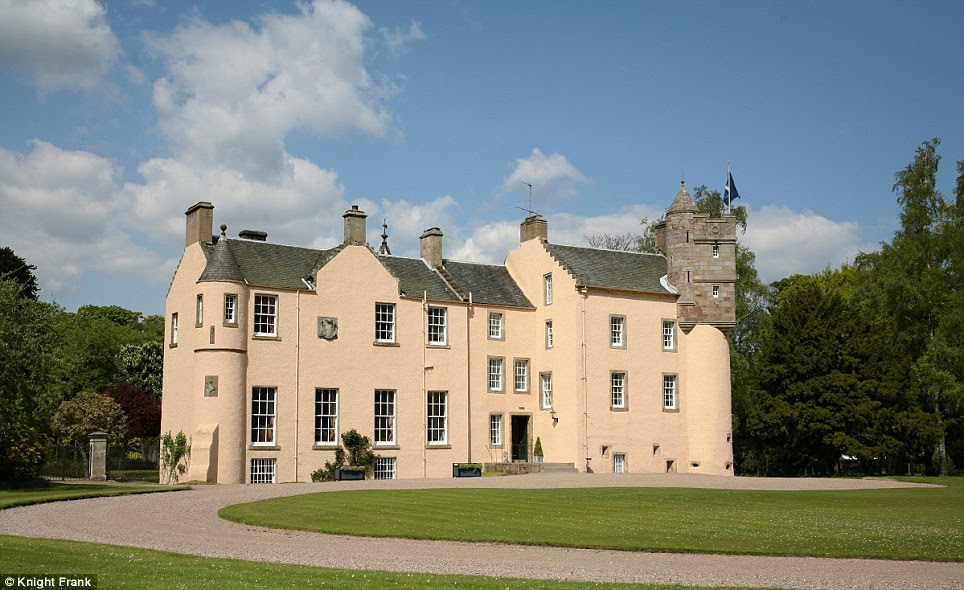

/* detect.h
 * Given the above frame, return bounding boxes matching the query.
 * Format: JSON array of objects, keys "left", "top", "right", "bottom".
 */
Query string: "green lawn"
[
  {"left": 0, "top": 482, "right": 188, "bottom": 509},
  {"left": 0, "top": 535, "right": 760, "bottom": 590},
  {"left": 220, "top": 478, "right": 964, "bottom": 562}
]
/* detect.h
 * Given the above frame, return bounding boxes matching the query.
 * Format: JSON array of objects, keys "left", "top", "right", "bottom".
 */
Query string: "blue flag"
[{"left": 724, "top": 172, "right": 740, "bottom": 206}]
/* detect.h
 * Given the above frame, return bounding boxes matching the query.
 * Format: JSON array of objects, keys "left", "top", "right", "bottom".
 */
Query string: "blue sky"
[{"left": 1, "top": 0, "right": 962, "bottom": 316}]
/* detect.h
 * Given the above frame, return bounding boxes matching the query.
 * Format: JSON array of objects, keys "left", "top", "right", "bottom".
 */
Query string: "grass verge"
[
  {"left": 0, "top": 534, "right": 761, "bottom": 590},
  {"left": 220, "top": 479, "right": 963, "bottom": 562},
  {"left": 0, "top": 482, "right": 189, "bottom": 509}
]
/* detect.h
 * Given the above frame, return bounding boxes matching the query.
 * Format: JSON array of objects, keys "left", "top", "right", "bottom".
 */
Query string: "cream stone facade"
[{"left": 161, "top": 184, "right": 735, "bottom": 483}]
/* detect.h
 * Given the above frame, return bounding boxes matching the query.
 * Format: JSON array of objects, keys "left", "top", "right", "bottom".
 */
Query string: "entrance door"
[{"left": 511, "top": 415, "right": 529, "bottom": 462}]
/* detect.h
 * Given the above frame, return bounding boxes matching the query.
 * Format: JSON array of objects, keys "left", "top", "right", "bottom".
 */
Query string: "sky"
[{"left": 1, "top": 0, "right": 962, "bottom": 316}]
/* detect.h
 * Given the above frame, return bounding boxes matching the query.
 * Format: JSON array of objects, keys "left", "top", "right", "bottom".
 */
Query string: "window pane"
[
  {"left": 488, "top": 313, "right": 503, "bottom": 339},
  {"left": 250, "top": 458, "right": 276, "bottom": 483},
  {"left": 514, "top": 359, "right": 528, "bottom": 392},
  {"left": 375, "top": 390, "right": 396, "bottom": 444},
  {"left": 315, "top": 388, "right": 337, "bottom": 444},
  {"left": 611, "top": 372, "right": 625, "bottom": 408},
  {"left": 375, "top": 303, "right": 395, "bottom": 342},
  {"left": 254, "top": 295, "right": 277, "bottom": 336},
  {"left": 252, "top": 387, "right": 276, "bottom": 444},
  {"left": 374, "top": 457, "right": 396, "bottom": 480},
  {"left": 541, "top": 374, "right": 552, "bottom": 409},
  {"left": 488, "top": 358, "right": 504, "bottom": 391},
  {"left": 428, "top": 307, "right": 446, "bottom": 344},
  {"left": 611, "top": 316, "right": 624, "bottom": 346},
  {"left": 427, "top": 391, "right": 447, "bottom": 444},
  {"left": 662, "top": 321, "right": 674, "bottom": 350},
  {"left": 489, "top": 414, "right": 502, "bottom": 446},
  {"left": 224, "top": 294, "right": 236, "bottom": 324},
  {"left": 663, "top": 375, "right": 677, "bottom": 410}
]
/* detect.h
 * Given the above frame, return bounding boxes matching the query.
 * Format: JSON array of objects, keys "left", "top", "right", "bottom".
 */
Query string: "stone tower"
[{"left": 653, "top": 181, "right": 737, "bottom": 333}]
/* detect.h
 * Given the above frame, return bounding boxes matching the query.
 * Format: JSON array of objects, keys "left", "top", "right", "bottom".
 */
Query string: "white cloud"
[
  {"left": 146, "top": 0, "right": 396, "bottom": 179},
  {"left": 499, "top": 148, "right": 590, "bottom": 204},
  {"left": 374, "top": 195, "right": 458, "bottom": 256},
  {"left": 379, "top": 21, "right": 426, "bottom": 57},
  {"left": 0, "top": 141, "right": 174, "bottom": 296},
  {"left": 0, "top": 0, "right": 119, "bottom": 92},
  {"left": 743, "top": 205, "right": 874, "bottom": 282}
]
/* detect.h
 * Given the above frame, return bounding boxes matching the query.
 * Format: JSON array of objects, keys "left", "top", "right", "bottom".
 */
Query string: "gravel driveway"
[{"left": 1, "top": 473, "right": 960, "bottom": 589}]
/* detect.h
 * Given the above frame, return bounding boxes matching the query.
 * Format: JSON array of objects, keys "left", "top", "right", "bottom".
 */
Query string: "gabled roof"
[
  {"left": 199, "top": 238, "right": 326, "bottom": 290},
  {"left": 442, "top": 261, "right": 534, "bottom": 308},
  {"left": 544, "top": 243, "right": 670, "bottom": 295},
  {"left": 377, "top": 256, "right": 460, "bottom": 302}
]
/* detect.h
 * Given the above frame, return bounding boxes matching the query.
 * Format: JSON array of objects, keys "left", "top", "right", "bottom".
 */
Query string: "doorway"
[{"left": 511, "top": 415, "right": 529, "bottom": 462}]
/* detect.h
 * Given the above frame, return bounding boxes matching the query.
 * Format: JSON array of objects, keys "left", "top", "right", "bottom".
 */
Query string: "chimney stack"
[
  {"left": 185, "top": 202, "right": 214, "bottom": 247},
  {"left": 343, "top": 205, "right": 368, "bottom": 245},
  {"left": 520, "top": 215, "right": 548, "bottom": 243},
  {"left": 420, "top": 227, "right": 443, "bottom": 268}
]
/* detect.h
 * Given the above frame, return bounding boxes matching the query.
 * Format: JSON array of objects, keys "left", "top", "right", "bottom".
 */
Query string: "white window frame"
[
  {"left": 513, "top": 358, "right": 529, "bottom": 392},
  {"left": 488, "top": 357, "right": 505, "bottom": 392},
  {"left": 375, "top": 389, "right": 396, "bottom": 446},
  {"left": 712, "top": 244, "right": 720, "bottom": 258},
  {"left": 712, "top": 285, "right": 720, "bottom": 298},
  {"left": 254, "top": 294, "right": 278, "bottom": 337},
  {"left": 489, "top": 413, "right": 503, "bottom": 447},
  {"left": 314, "top": 388, "right": 338, "bottom": 446},
  {"left": 375, "top": 303, "right": 396, "bottom": 343},
  {"left": 427, "top": 391, "right": 448, "bottom": 445},
  {"left": 611, "top": 371, "right": 626, "bottom": 409},
  {"left": 224, "top": 293, "right": 237, "bottom": 326},
  {"left": 488, "top": 312, "right": 504, "bottom": 340},
  {"left": 610, "top": 315, "right": 625, "bottom": 348},
  {"left": 250, "top": 458, "right": 276, "bottom": 484},
  {"left": 196, "top": 294, "right": 204, "bottom": 327},
  {"left": 544, "top": 273, "right": 553, "bottom": 305},
  {"left": 663, "top": 374, "right": 678, "bottom": 411},
  {"left": 251, "top": 386, "right": 277, "bottom": 446},
  {"left": 427, "top": 306, "right": 447, "bottom": 345},
  {"left": 374, "top": 457, "right": 396, "bottom": 480},
  {"left": 662, "top": 320, "right": 676, "bottom": 351},
  {"left": 613, "top": 453, "right": 626, "bottom": 474},
  {"left": 545, "top": 320, "right": 553, "bottom": 349},
  {"left": 170, "top": 312, "right": 178, "bottom": 346},
  {"left": 540, "top": 372, "right": 553, "bottom": 410}
]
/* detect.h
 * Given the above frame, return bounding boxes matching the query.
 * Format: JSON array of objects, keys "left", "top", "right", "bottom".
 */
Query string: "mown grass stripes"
[{"left": 220, "top": 482, "right": 963, "bottom": 561}]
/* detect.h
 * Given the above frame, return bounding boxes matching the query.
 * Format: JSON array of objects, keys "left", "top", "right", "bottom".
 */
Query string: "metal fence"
[{"left": 42, "top": 437, "right": 159, "bottom": 481}]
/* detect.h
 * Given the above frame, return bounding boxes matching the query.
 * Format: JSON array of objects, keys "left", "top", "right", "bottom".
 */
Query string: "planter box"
[
  {"left": 335, "top": 468, "right": 365, "bottom": 481},
  {"left": 452, "top": 464, "right": 482, "bottom": 478}
]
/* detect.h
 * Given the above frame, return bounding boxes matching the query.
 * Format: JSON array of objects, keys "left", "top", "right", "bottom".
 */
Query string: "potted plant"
[
  {"left": 452, "top": 462, "right": 482, "bottom": 477},
  {"left": 311, "top": 429, "right": 378, "bottom": 482},
  {"left": 533, "top": 437, "right": 544, "bottom": 464}
]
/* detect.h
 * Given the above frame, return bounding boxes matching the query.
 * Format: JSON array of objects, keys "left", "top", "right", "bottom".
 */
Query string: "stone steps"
[{"left": 539, "top": 462, "right": 578, "bottom": 473}]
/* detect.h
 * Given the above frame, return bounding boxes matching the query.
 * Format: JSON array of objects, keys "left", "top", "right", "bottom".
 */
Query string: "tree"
[
  {"left": 102, "top": 383, "right": 161, "bottom": 438},
  {"left": 856, "top": 139, "right": 962, "bottom": 474},
  {"left": 0, "top": 278, "right": 61, "bottom": 481},
  {"left": 51, "top": 391, "right": 128, "bottom": 446},
  {"left": 751, "top": 276, "right": 929, "bottom": 475},
  {"left": 0, "top": 247, "right": 39, "bottom": 300},
  {"left": 117, "top": 341, "right": 164, "bottom": 400}
]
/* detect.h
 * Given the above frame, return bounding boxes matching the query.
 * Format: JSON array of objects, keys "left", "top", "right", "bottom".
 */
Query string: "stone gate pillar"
[{"left": 88, "top": 432, "right": 107, "bottom": 481}]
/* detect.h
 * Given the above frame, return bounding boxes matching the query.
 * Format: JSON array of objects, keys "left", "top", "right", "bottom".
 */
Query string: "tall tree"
[
  {"left": 857, "top": 139, "right": 962, "bottom": 474},
  {"left": 0, "top": 247, "right": 39, "bottom": 300},
  {"left": 0, "top": 279, "right": 59, "bottom": 480}
]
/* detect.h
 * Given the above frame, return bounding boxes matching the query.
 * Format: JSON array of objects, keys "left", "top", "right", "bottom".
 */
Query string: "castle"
[{"left": 161, "top": 182, "right": 736, "bottom": 482}]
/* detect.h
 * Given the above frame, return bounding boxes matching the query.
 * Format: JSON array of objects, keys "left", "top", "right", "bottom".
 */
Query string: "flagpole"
[{"left": 726, "top": 161, "right": 730, "bottom": 214}]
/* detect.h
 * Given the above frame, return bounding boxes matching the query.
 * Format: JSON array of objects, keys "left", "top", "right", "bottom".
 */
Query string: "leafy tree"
[
  {"left": 0, "top": 247, "right": 39, "bottom": 300},
  {"left": 51, "top": 391, "right": 128, "bottom": 446},
  {"left": 118, "top": 341, "right": 164, "bottom": 400},
  {"left": 856, "top": 139, "right": 962, "bottom": 474},
  {"left": 102, "top": 383, "right": 161, "bottom": 438},
  {"left": 751, "top": 276, "right": 930, "bottom": 475},
  {"left": 0, "top": 278, "right": 60, "bottom": 481}
]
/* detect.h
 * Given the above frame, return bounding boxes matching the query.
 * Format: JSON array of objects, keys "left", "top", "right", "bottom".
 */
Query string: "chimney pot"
[
  {"left": 185, "top": 201, "right": 214, "bottom": 247},
  {"left": 520, "top": 215, "right": 548, "bottom": 243},
  {"left": 420, "top": 227, "right": 443, "bottom": 268},
  {"left": 343, "top": 205, "right": 368, "bottom": 245}
]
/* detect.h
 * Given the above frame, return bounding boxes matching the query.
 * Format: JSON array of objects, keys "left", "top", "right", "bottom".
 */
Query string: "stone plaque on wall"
[
  {"left": 204, "top": 375, "right": 218, "bottom": 397},
  {"left": 318, "top": 317, "right": 338, "bottom": 340}
]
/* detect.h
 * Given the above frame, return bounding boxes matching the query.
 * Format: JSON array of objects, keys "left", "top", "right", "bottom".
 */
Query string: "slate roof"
[
  {"left": 199, "top": 238, "right": 326, "bottom": 290},
  {"left": 544, "top": 243, "right": 670, "bottom": 294},
  {"left": 442, "top": 261, "right": 534, "bottom": 308},
  {"left": 376, "top": 256, "right": 460, "bottom": 302}
]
